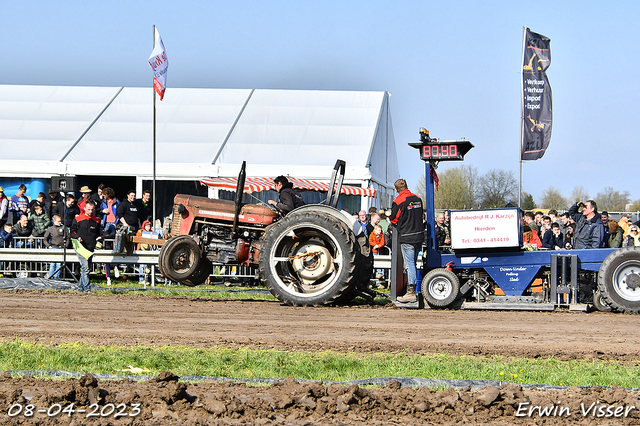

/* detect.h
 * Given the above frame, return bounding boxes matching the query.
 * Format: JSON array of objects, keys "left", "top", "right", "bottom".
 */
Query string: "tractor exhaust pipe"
[
  {"left": 325, "top": 159, "right": 346, "bottom": 208},
  {"left": 232, "top": 161, "right": 247, "bottom": 235}
]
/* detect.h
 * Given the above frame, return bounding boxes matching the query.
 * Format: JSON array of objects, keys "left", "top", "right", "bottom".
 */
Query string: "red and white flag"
[{"left": 148, "top": 27, "right": 168, "bottom": 100}]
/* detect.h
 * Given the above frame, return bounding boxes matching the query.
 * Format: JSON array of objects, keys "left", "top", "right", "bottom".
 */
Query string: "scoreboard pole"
[{"left": 424, "top": 161, "right": 437, "bottom": 252}]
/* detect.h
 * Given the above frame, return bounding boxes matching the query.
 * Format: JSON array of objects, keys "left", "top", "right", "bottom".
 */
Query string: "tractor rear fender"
[{"left": 291, "top": 204, "right": 356, "bottom": 230}]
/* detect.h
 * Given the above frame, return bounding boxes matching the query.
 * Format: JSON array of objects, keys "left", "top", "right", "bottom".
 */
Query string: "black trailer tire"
[
  {"left": 183, "top": 258, "right": 212, "bottom": 287},
  {"left": 157, "top": 235, "right": 201, "bottom": 282},
  {"left": 592, "top": 290, "right": 612, "bottom": 312},
  {"left": 598, "top": 247, "right": 640, "bottom": 314},
  {"left": 421, "top": 268, "right": 460, "bottom": 309},
  {"left": 258, "top": 211, "right": 358, "bottom": 307}
]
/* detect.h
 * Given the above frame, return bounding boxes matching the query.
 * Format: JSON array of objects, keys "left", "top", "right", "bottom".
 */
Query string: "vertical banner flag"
[
  {"left": 521, "top": 28, "right": 552, "bottom": 161},
  {"left": 148, "top": 27, "right": 168, "bottom": 100}
]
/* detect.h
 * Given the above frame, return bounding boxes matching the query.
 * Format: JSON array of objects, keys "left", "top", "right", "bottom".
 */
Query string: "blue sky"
[{"left": 2, "top": 1, "right": 638, "bottom": 204}]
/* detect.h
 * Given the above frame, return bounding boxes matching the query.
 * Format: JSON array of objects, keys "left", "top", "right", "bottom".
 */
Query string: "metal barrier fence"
[{"left": 0, "top": 236, "right": 395, "bottom": 285}]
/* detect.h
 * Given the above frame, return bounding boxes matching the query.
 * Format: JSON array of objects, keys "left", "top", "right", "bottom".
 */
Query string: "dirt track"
[
  {"left": 1, "top": 291, "right": 640, "bottom": 425},
  {"left": 1, "top": 292, "right": 639, "bottom": 361}
]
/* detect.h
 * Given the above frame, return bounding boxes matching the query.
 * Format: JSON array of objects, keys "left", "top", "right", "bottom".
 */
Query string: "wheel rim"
[
  {"left": 611, "top": 260, "right": 640, "bottom": 302},
  {"left": 428, "top": 276, "right": 453, "bottom": 300},
  {"left": 169, "top": 243, "right": 197, "bottom": 275},
  {"left": 268, "top": 223, "right": 342, "bottom": 298}
]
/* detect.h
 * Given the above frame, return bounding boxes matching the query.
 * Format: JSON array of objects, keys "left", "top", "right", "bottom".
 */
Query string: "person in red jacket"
[
  {"left": 390, "top": 179, "right": 424, "bottom": 303},
  {"left": 523, "top": 225, "right": 542, "bottom": 248},
  {"left": 70, "top": 200, "right": 102, "bottom": 292}
]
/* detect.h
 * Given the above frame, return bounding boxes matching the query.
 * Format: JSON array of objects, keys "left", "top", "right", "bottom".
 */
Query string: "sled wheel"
[
  {"left": 592, "top": 290, "right": 612, "bottom": 312},
  {"left": 598, "top": 247, "right": 640, "bottom": 313},
  {"left": 258, "top": 211, "right": 358, "bottom": 306},
  {"left": 184, "top": 258, "right": 212, "bottom": 287},
  {"left": 158, "top": 235, "right": 201, "bottom": 282},
  {"left": 421, "top": 268, "right": 460, "bottom": 309}
]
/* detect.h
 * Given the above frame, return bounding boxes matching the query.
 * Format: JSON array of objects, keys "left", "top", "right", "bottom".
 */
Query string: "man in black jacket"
[
  {"left": 268, "top": 176, "right": 305, "bottom": 215},
  {"left": 568, "top": 200, "right": 604, "bottom": 249},
  {"left": 390, "top": 179, "right": 424, "bottom": 303},
  {"left": 71, "top": 200, "right": 102, "bottom": 292},
  {"left": 45, "top": 189, "right": 65, "bottom": 219},
  {"left": 117, "top": 190, "right": 139, "bottom": 232}
]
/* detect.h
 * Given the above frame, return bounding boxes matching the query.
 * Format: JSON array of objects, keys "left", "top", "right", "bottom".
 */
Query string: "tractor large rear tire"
[
  {"left": 158, "top": 235, "right": 201, "bottom": 283},
  {"left": 421, "top": 268, "right": 460, "bottom": 309},
  {"left": 598, "top": 247, "right": 640, "bottom": 313},
  {"left": 258, "top": 211, "right": 358, "bottom": 306}
]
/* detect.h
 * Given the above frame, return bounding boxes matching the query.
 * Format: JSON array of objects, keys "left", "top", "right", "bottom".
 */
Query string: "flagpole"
[
  {"left": 152, "top": 24, "right": 157, "bottom": 226},
  {"left": 518, "top": 26, "right": 526, "bottom": 208}
]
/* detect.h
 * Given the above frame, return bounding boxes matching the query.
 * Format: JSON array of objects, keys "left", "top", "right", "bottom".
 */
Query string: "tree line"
[{"left": 415, "top": 165, "right": 640, "bottom": 212}]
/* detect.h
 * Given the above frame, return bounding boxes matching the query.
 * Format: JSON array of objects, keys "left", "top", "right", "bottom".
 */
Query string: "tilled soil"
[{"left": 1, "top": 291, "right": 640, "bottom": 424}]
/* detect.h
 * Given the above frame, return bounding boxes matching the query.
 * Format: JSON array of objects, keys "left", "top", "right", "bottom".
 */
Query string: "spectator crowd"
[{"left": 0, "top": 183, "right": 158, "bottom": 284}]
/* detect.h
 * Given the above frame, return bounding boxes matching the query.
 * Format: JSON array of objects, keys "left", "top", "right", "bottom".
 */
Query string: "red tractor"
[{"left": 158, "top": 160, "right": 370, "bottom": 306}]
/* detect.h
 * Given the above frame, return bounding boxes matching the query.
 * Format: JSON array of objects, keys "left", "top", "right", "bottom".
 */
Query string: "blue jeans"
[
  {"left": 400, "top": 243, "right": 422, "bottom": 287},
  {"left": 76, "top": 252, "right": 93, "bottom": 292},
  {"left": 48, "top": 262, "right": 62, "bottom": 279},
  {"left": 139, "top": 264, "right": 148, "bottom": 283}
]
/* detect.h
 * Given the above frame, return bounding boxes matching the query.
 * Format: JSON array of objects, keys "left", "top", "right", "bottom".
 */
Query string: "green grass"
[{"left": 1, "top": 340, "right": 638, "bottom": 388}]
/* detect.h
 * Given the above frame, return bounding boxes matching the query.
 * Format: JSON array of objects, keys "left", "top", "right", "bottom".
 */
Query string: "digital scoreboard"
[{"left": 409, "top": 128, "right": 473, "bottom": 162}]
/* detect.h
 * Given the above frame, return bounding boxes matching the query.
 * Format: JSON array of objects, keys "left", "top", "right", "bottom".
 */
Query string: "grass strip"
[{"left": 0, "top": 340, "right": 637, "bottom": 388}]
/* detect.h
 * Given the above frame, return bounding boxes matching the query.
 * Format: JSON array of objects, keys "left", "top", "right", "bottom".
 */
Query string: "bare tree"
[
  {"left": 477, "top": 169, "right": 518, "bottom": 208},
  {"left": 595, "top": 187, "right": 630, "bottom": 212},
  {"left": 570, "top": 186, "right": 589, "bottom": 204},
  {"left": 538, "top": 186, "right": 567, "bottom": 210},
  {"left": 628, "top": 198, "right": 640, "bottom": 212},
  {"left": 416, "top": 165, "right": 478, "bottom": 210}
]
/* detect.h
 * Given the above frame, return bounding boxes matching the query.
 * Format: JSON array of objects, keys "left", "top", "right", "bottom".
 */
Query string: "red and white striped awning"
[{"left": 200, "top": 177, "right": 376, "bottom": 197}]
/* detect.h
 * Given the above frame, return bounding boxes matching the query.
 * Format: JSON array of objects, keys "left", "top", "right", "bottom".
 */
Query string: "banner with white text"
[
  {"left": 148, "top": 27, "right": 168, "bottom": 100},
  {"left": 521, "top": 28, "right": 552, "bottom": 161}
]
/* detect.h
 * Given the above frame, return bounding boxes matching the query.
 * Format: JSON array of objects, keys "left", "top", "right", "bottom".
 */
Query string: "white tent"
[{"left": 0, "top": 84, "right": 400, "bottom": 209}]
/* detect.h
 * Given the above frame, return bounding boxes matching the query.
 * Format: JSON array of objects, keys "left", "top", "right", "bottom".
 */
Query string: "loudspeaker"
[{"left": 51, "top": 176, "right": 77, "bottom": 193}]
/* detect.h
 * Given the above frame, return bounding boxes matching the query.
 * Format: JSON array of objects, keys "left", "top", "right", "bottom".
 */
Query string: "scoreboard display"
[{"left": 409, "top": 128, "right": 473, "bottom": 162}]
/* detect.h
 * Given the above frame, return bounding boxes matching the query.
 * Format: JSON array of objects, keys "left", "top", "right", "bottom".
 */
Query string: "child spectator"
[
  {"left": 29, "top": 192, "right": 46, "bottom": 215},
  {"left": 542, "top": 222, "right": 563, "bottom": 250},
  {"left": 43, "top": 215, "right": 68, "bottom": 279},
  {"left": 369, "top": 224, "right": 385, "bottom": 254},
  {"left": 136, "top": 220, "right": 153, "bottom": 284},
  {"left": 369, "top": 224, "right": 386, "bottom": 285},
  {"left": 0, "top": 223, "right": 14, "bottom": 248},
  {"left": 29, "top": 203, "right": 50, "bottom": 237}
]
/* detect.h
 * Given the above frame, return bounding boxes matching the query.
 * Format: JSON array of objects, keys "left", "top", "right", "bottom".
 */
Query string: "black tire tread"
[
  {"left": 598, "top": 247, "right": 640, "bottom": 314},
  {"left": 421, "top": 268, "right": 460, "bottom": 309},
  {"left": 157, "top": 235, "right": 201, "bottom": 283},
  {"left": 258, "top": 211, "right": 358, "bottom": 307}
]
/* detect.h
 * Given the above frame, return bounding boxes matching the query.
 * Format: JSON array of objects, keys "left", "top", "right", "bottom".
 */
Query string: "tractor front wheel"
[{"left": 158, "top": 235, "right": 201, "bottom": 283}]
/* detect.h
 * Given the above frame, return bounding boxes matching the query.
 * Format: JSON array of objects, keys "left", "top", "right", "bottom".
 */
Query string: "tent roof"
[
  {"left": 0, "top": 84, "right": 399, "bottom": 187},
  {"left": 201, "top": 176, "right": 377, "bottom": 197}
]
